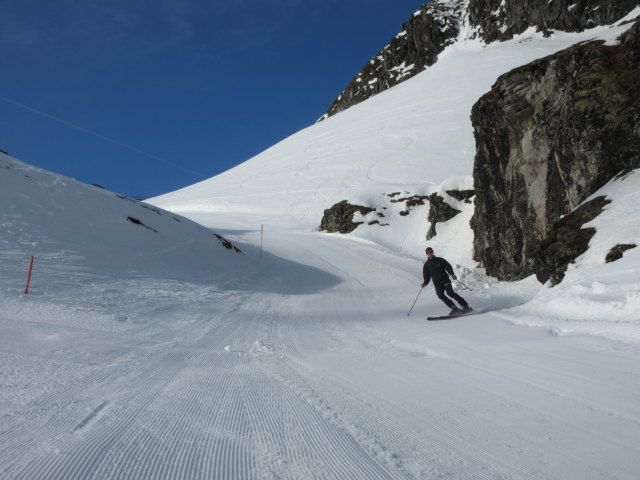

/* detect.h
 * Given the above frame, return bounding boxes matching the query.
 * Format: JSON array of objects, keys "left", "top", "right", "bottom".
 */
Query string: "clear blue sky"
[{"left": 1, "top": 0, "right": 425, "bottom": 198}]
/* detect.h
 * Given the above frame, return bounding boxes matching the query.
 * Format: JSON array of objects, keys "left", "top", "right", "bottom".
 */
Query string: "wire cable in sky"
[{"left": 0, "top": 94, "right": 205, "bottom": 177}]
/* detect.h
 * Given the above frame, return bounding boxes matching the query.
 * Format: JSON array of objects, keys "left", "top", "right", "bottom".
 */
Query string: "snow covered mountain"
[
  {"left": 2, "top": 2, "right": 640, "bottom": 479},
  {"left": 323, "top": 0, "right": 640, "bottom": 118},
  {"left": 150, "top": 8, "right": 640, "bottom": 300}
]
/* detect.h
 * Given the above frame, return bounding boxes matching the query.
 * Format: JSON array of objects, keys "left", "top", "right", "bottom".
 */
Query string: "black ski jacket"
[{"left": 423, "top": 256, "right": 454, "bottom": 286}]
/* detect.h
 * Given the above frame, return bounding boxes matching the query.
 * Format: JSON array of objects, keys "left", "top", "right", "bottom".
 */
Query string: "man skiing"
[{"left": 421, "top": 247, "right": 472, "bottom": 315}]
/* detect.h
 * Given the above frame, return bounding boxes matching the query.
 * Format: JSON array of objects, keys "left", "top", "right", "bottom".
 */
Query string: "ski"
[
  {"left": 427, "top": 314, "right": 462, "bottom": 320},
  {"left": 427, "top": 310, "right": 475, "bottom": 320}
]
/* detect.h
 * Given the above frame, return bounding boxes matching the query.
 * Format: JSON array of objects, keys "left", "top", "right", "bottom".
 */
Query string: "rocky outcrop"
[
  {"left": 468, "top": 0, "right": 639, "bottom": 43},
  {"left": 605, "top": 243, "right": 637, "bottom": 263},
  {"left": 320, "top": 200, "right": 375, "bottom": 233},
  {"left": 427, "top": 193, "right": 462, "bottom": 240},
  {"left": 322, "top": 1, "right": 462, "bottom": 119},
  {"left": 320, "top": 190, "right": 471, "bottom": 238},
  {"left": 214, "top": 233, "right": 243, "bottom": 253},
  {"left": 470, "top": 19, "right": 640, "bottom": 282},
  {"left": 322, "top": 0, "right": 638, "bottom": 119},
  {"left": 445, "top": 189, "right": 475, "bottom": 203},
  {"left": 388, "top": 192, "right": 430, "bottom": 215},
  {"left": 532, "top": 196, "right": 610, "bottom": 285},
  {"left": 126, "top": 216, "right": 157, "bottom": 232}
]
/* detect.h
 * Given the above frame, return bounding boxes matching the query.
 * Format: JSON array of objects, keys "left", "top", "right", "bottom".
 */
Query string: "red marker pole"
[{"left": 23, "top": 256, "right": 35, "bottom": 294}]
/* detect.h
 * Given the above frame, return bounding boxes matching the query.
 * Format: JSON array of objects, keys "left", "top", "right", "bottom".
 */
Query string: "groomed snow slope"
[
  {"left": 151, "top": 18, "right": 640, "bottom": 342},
  {"left": 2, "top": 13, "right": 640, "bottom": 480},
  {"left": 3, "top": 155, "right": 639, "bottom": 478}
]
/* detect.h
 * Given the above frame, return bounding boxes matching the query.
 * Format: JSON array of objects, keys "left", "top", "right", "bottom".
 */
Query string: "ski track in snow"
[{"left": 4, "top": 229, "right": 639, "bottom": 479}]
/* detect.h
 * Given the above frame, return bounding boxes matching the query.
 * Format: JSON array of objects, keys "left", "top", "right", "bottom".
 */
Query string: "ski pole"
[
  {"left": 446, "top": 272, "right": 472, "bottom": 291},
  {"left": 407, "top": 286, "right": 424, "bottom": 316},
  {"left": 453, "top": 277, "right": 472, "bottom": 291}
]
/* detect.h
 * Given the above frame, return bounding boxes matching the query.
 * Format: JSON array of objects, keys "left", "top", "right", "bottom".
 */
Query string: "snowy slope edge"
[{"left": 0, "top": 152, "right": 244, "bottom": 283}]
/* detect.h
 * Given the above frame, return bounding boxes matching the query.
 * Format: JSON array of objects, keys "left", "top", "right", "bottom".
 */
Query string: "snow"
[
  {"left": 2, "top": 15, "right": 640, "bottom": 480},
  {"left": 389, "top": 62, "right": 416, "bottom": 81},
  {"left": 509, "top": 171, "right": 640, "bottom": 343}
]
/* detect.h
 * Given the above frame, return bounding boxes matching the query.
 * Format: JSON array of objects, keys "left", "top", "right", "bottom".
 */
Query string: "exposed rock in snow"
[
  {"left": 323, "top": 0, "right": 639, "bottom": 119},
  {"left": 322, "top": 0, "right": 462, "bottom": 118},
  {"left": 533, "top": 195, "right": 611, "bottom": 285},
  {"left": 467, "top": 0, "right": 639, "bottom": 42},
  {"left": 471, "top": 19, "right": 640, "bottom": 282},
  {"left": 426, "top": 192, "right": 462, "bottom": 240},
  {"left": 319, "top": 200, "right": 375, "bottom": 233}
]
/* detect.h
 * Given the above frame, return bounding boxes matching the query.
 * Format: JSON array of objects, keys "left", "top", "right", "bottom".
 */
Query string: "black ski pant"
[{"left": 434, "top": 281, "right": 468, "bottom": 309}]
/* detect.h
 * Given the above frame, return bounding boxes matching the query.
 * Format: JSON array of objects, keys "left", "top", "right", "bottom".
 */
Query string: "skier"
[{"left": 421, "top": 247, "right": 472, "bottom": 315}]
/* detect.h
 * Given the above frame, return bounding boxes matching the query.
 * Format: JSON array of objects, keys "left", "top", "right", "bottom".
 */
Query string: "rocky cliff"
[
  {"left": 321, "top": 0, "right": 639, "bottom": 119},
  {"left": 470, "top": 19, "right": 640, "bottom": 282},
  {"left": 321, "top": 1, "right": 462, "bottom": 120},
  {"left": 468, "top": 0, "right": 639, "bottom": 42}
]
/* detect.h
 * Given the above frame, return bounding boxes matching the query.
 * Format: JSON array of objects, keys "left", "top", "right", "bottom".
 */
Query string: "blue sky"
[{"left": 1, "top": 0, "right": 425, "bottom": 198}]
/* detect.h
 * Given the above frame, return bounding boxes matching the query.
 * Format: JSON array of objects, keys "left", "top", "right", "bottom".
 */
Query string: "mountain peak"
[{"left": 320, "top": 0, "right": 640, "bottom": 120}]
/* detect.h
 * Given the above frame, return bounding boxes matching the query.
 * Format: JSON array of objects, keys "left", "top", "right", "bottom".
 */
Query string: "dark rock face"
[
  {"left": 389, "top": 193, "right": 430, "bottom": 210},
  {"left": 320, "top": 190, "right": 470, "bottom": 238},
  {"left": 322, "top": 1, "right": 462, "bottom": 119},
  {"left": 470, "top": 20, "right": 640, "bottom": 282},
  {"left": 427, "top": 193, "right": 462, "bottom": 240},
  {"left": 605, "top": 243, "right": 637, "bottom": 263},
  {"left": 532, "top": 196, "right": 610, "bottom": 285},
  {"left": 214, "top": 233, "right": 243, "bottom": 253},
  {"left": 445, "top": 189, "right": 475, "bottom": 203},
  {"left": 126, "top": 216, "right": 157, "bottom": 232},
  {"left": 468, "top": 0, "right": 639, "bottom": 43},
  {"left": 322, "top": 0, "right": 638, "bottom": 119},
  {"left": 320, "top": 200, "right": 375, "bottom": 233}
]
